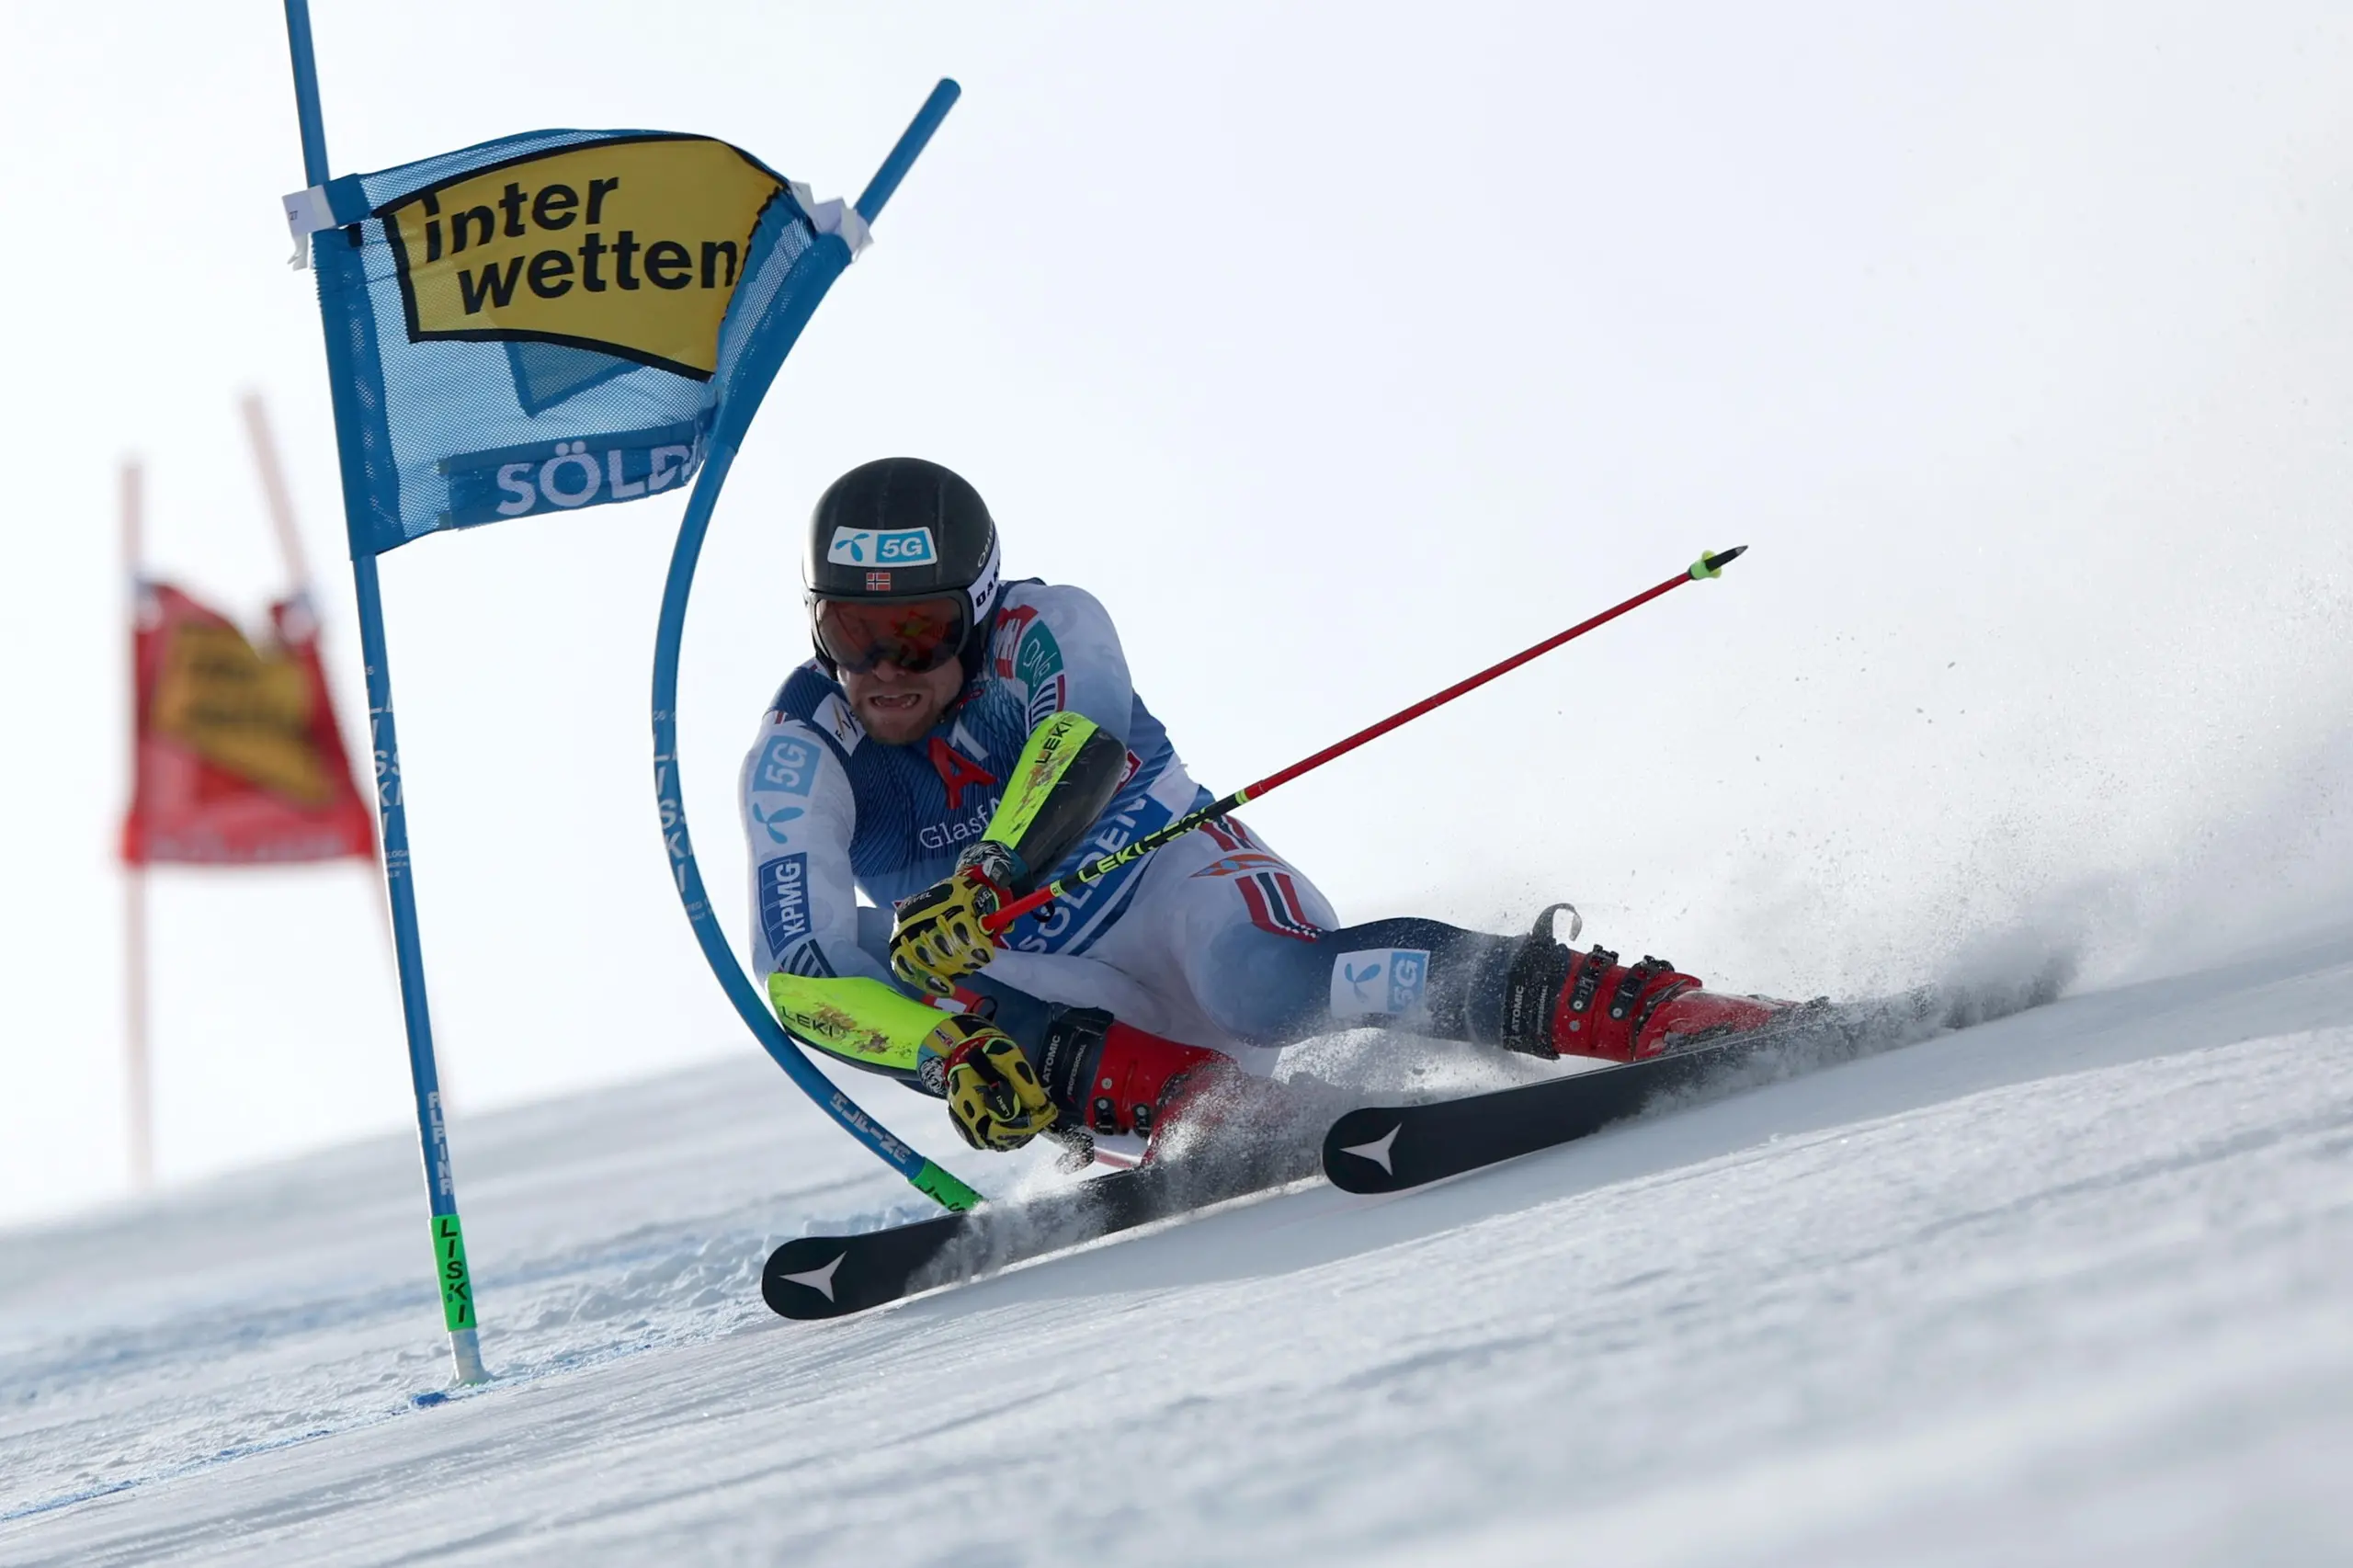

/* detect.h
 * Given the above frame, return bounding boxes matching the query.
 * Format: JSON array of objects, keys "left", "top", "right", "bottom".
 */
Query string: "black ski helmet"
[{"left": 802, "top": 458, "right": 1003, "bottom": 677}]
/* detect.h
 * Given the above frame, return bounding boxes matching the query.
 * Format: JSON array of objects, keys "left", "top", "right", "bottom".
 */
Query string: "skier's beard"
[{"left": 842, "top": 659, "right": 962, "bottom": 745}]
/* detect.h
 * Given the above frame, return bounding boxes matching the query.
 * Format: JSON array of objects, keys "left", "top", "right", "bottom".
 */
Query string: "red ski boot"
[
  {"left": 1029, "top": 1003, "right": 1317, "bottom": 1168},
  {"left": 1498, "top": 903, "right": 1790, "bottom": 1063},
  {"left": 1028, "top": 1005, "right": 1236, "bottom": 1156}
]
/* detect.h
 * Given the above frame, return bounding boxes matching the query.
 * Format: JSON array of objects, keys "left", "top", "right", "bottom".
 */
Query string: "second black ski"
[{"left": 1323, "top": 979, "right": 2058, "bottom": 1195}]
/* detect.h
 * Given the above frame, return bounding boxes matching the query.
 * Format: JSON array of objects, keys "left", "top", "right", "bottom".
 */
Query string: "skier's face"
[{"left": 842, "top": 655, "right": 962, "bottom": 745}]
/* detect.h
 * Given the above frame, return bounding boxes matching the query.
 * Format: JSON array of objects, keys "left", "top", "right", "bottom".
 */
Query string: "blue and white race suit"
[{"left": 741, "top": 580, "right": 1512, "bottom": 1068}]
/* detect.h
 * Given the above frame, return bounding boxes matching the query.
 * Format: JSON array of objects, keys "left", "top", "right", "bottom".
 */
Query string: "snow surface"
[{"left": 6, "top": 927, "right": 2351, "bottom": 1565}]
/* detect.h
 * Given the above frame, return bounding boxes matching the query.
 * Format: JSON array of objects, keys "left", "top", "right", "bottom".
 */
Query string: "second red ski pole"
[{"left": 983, "top": 547, "right": 1747, "bottom": 936}]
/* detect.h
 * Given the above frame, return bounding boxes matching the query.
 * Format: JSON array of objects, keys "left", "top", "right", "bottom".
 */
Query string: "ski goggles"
[{"left": 810, "top": 593, "right": 972, "bottom": 675}]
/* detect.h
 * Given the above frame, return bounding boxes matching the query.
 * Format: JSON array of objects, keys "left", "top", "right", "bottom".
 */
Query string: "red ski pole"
[{"left": 983, "top": 547, "right": 1746, "bottom": 936}]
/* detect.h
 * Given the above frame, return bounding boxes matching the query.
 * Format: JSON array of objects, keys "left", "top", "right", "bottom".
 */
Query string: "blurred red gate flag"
[{"left": 120, "top": 583, "right": 376, "bottom": 866}]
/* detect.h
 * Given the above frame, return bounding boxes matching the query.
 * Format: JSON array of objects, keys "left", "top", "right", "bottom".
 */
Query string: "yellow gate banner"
[
  {"left": 379, "top": 136, "right": 785, "bottom": 379},
  {"left": 121, "top": 584, "right": 376, "bottom": 866},
  {"left": 150, "top": 619, "right": 334, "bottom": 805}
]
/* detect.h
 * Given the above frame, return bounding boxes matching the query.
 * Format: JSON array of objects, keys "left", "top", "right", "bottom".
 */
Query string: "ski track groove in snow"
[{"left": 2, "top": 927, "right": 2350, "bottom": 1562}]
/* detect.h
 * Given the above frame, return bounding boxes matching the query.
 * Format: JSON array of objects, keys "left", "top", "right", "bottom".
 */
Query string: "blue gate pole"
[
  {"left": 650, "top": 80, "right": 980, "bottom": 1211},
  {"left": 281, "top": 0, "right": 487, "bottom": 1388}
]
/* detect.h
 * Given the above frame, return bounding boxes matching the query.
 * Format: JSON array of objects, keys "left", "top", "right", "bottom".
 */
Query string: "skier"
[{"left": 742, "top": 457, "right": 1786, "bottom": 1159}]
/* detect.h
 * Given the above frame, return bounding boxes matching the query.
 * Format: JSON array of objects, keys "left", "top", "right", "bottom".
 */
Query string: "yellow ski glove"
[
  {"left": 890, "top": 845, "right": 1017, "bottom": 995},
  {"left": 932, "top": 1014, "right": 1061, "bottom": 1152}
]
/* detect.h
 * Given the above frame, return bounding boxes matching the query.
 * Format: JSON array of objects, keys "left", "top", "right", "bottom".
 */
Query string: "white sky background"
[{"left": 0, "top": 3, "right": 2347, "bottom": 1228}]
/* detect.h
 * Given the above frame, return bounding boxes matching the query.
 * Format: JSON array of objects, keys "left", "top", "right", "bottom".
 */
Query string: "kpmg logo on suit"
[{"left": 758, "top": 853, "right": 813, "bottom": 954}]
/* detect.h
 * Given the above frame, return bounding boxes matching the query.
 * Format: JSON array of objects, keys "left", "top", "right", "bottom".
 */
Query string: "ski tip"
[
  {"left": 1321, "top": 1108, "right": 1415, "bottom": 1195},
  {"left": 763, "top": 1237, "right": 860, "bottom": 1320}
]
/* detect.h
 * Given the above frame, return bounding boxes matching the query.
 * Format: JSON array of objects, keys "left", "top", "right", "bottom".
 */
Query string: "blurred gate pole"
[
  {"left": 121, "top": 460, "right": 154, "bottom": 1193},
  {"left": 240, "top": 393, "right": 313, "bottom": 590},
  {"left": 241, "top": 392, "right": 398, "bottom": 969}
]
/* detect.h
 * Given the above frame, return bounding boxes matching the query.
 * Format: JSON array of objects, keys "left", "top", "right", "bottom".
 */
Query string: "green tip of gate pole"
[
  {"left": 1690, "top": 545, "right": 1747, "bottom": 580},
  {"left": 913, "top": 1160, "right": 983, "bottom": 1211}
]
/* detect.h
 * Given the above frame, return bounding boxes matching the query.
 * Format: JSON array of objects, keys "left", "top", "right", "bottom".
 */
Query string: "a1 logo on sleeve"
[{"left": 825, "top": 527, "right": 938, "bottom": 567}]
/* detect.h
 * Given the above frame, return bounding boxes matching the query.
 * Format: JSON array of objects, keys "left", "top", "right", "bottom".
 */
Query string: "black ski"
[
  {"left": 771, "top": 971, "right": 2067, "bottom": 1312},
  {"left": 765, "top": 1141, "right": 1316, "bottom": 1319},
  {"left": 1323, "top": 981, "right": 2052, "bottom": 1195}
]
